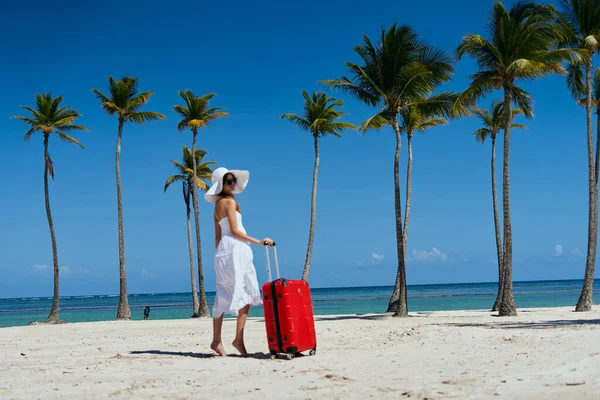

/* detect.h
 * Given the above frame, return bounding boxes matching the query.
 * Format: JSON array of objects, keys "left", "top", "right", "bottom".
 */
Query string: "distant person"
[
  {"left": 143, "top": 306, "right": 150, "bottom": 320},
  {"left": 204, "top": 167, "right": 274, "bottom": 357}
]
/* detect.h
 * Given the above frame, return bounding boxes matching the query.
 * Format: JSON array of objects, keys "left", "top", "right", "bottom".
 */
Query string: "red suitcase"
[{"left": 262, "top": 243, "right": 317, "bottom": 360}]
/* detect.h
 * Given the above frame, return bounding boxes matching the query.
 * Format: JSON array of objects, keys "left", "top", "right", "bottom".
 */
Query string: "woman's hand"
[{"left": 262, "top": 238, "right": 275, "bottom": 246}]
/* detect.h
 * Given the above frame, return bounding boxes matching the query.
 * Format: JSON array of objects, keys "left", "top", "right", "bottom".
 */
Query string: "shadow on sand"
[
  {"left": 314, "top": 313, "right": 391, "bottom": 322},
  {"left": 129, "top": 349, "right": 272, "bottom": 360},
  {"left": 447, "top": 318, "right": 600, "bottom": 330},
  {"left": 314, "top": 313, "right": 436, "bottom": 322}
]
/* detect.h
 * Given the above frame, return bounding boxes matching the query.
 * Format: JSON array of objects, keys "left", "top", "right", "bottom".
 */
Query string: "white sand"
[{"left": 1, "top": 306, "right": 600, "bottom": 399}]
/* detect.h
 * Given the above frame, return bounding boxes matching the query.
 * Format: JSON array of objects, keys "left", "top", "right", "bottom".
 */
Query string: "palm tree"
[
  {"left": 398, "top": 106, "right": 448, "bottom": 250},
  {"left": 354, "top": 104, "right": 449, "bottom": 309},
  {"left": 456, "top": 1, "right": 580, "bottom": 316},
  {"left": 173, "top": 90, "right": 229, "bottom": 318},
  {"left": 281, "top": 91, "right": 357, "bottom": 281},
  {"left": 12, "top": 93, "right": 88, "bottom": 323},
  {"left": 164, "top": 146, "right": 216, "bottom": 317},
  {"left": 472, "top": 101, "right": 526, "bottom": 311},
  {"left": 92, "top": 76, "right": 167, "bottom": 320},
  {"left": 592, "top": 68, "right": 600, "bottom": 179},
  {"left": 553, "top": 0, "right": 600, "bottom": 312},
  {"left": 322, "top": 23, "right": 461, "bottom": 317}
]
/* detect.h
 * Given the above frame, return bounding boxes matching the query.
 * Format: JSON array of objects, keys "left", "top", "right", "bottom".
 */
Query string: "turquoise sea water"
[{"left": 1, "top": 279, "right": 598, "bottom": 328}]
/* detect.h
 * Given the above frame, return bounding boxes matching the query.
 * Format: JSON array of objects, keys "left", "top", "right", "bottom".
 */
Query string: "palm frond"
[
  {"left": 18, "top": 105, "right": 43, "bottom": 120},
  {"left": 415, "top": 117, "right": 448, "bottom": 132},
  {"left": 455, "top": 34, "right": 501, "bottom": 71},
  {"left": 203, "top": 111, "right": 230, "bottom": 123},
  {"left": 95, "top": 76, "right": 165, "bottom": 125},
  {"left": 45, "top": 152, "right": 55, "bottom": 180},
  {"left": 453, "top": 71, "right": 501, "bottom": 111},
  {"left": 413, "top": 92, "right": 460, "bottom": 119},
  {"left": 21, "top": 126, "right": 39, "bottom": 141},
  {"left": 359, "top": 112, "right": 392, "bottom": 133},
  {"left": 13, "top": 93, "right": 87, "bottom": 144},
  {"left": 56, "top": 124, "right": 89, "bottom": 133},
  {"left": 329, "top": 121, "right": 358, "bottom": 132},
  {"left": 92, "top": 89, "right": 120, "bottom": 116},
  {"left": 54, "top": 132, "right": 84, "bottom": 149},
  {"left": 10, "top": 115, "right": 38, "bottom": 126},
  {"left": 173, "top": 91, "right": 228, "bottom": 132},
  {"left": 281, "top": 113, "right": 311, "bottom": 131},
  {"left": 170, "top": 159, "right": 185, "bottom": 172},
  {"left": 593, "top": 66, "right": 600, "bottom": 102},
  {"left": 510, "top": 85, "right": 534, "bottom": 118},
  {"left": 164, "top": 175, "right": 185, "bottom": 192},
  {"left": 511, "top": 123, "right": 528, "bottom": 130},
  {"left": 127, "top": 91, "right": 155, "bottom": 112},
  {"left": 458, "top": 1, "right": 576, "bottom": 113},
  {"left": 320, "top": 76, "right": 381, "bottom": 107},
  {"left": 567, "top": 61, "right": 586, "bottom": 98},
  {"left": 125, "top": 111, "right": 167, "bottom": 124},
  {"left": 474, "top": 127, "right": 492, "bottom": 143},
  {"left": 283, "top": 91, "right": 355, "bottom": 138}
]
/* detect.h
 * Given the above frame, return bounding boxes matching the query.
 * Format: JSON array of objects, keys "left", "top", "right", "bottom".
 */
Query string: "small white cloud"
[
  {"left": 32, "top": 264, "right": 48, "bottom": 271},
  {"left": 571, "top": 247, "right": 583, "bottom": 257},
  {"left": 371, "top": 253, "right": 384, "bottom": 264},
  {"left": 553, "top": 244, "right": 563, "bottom": 257},
  {"left": 409, "top": 248, "right": 448, "bottom": 263},
  {"left": 353, "top": 253, "right": 385, "bottom": 267}
]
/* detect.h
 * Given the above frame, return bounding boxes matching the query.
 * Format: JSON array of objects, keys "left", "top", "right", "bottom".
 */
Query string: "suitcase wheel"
[
  {"left": 270, "top": 352, "right": 295, "bottom": 360},
  {"left": 309, "top": 349, "right": 316, "bottom": 356}
]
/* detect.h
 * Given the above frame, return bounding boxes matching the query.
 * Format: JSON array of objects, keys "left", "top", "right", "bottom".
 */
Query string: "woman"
[{"left": 204, "top": 167, "right": 274, "bottom": 357}]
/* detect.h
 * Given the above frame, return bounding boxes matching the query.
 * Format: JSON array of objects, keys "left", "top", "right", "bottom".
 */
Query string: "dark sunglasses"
[{"left": 225, "top": 177, "right": 237, "bottom": 186}]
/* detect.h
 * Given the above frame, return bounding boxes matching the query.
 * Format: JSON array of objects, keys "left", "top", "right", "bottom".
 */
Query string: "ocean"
[{"left": 0, "top": 279, "right": 598, "bottom": 328}]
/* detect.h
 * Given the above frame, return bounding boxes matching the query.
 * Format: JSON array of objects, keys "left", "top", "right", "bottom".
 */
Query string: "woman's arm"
[
  {"left": 222, "top": 198, "right": 265, "bottom": 245},
  {"left": 214, "top": 216, "right": 222, "bottom": 248}
]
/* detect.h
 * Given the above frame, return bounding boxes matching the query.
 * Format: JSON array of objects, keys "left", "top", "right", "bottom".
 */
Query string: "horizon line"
[{"left": 0, "top": 277, "right": 591, "bottom": 301}]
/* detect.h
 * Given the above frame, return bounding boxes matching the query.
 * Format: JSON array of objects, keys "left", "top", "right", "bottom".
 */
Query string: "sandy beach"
[{"left": 1, "top": 306, "right": 600, "bottom": 399}]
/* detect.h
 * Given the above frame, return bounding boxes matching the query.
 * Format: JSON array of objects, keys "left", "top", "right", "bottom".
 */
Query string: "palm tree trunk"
[
  {"left": 302, "top": 135, "right": 320, "bottom": 281},
  {"left": 115, "top": 118, "right": 131, "bottom": 320},
  {"left": 498, "top": 85, "right": 517, "bottom": 317},
  {"left": 491, "top": 135, "right": 504, "bottom": 312},
  {"left": 191, "top": 129, "right": 210, "bottom": 317},
  {"left": 595, "top": 109, "right": 600, "bottom": 184},
  {"left": 387, "top": 131, "right": 413, "bottom": 313},
  {"left": 403, "top": 132, "right": 413, "bottom": 249},
  {"left": 390, "top": 119, "right": 408, "bottom": 317},
  {"left": 184, "top": 184, "right": 200, "bottom": 317},
  {"left": 576, "top": 63, "right": 598, "bottom": 312},
  {"left": 43, "top": 134, "right": 61, "bottom": 323}
]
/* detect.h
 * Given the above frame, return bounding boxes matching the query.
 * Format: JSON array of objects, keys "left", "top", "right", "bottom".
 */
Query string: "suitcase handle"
[{"left": 264, "top": 242, "right": 280, "bottom": 282}]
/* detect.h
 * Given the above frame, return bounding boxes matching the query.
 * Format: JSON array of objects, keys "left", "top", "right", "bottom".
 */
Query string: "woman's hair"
[{"left": 218, "top": 173, "right": 241, "bottom": 212}]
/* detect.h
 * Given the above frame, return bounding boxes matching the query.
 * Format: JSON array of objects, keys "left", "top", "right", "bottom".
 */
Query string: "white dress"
[{"left": 212, "top": 211, "right": 262, "bottom": 317}]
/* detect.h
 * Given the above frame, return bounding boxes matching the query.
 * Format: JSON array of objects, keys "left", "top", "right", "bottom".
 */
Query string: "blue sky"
[{"left": 0, "top": 0, "right": 596, "bottom": 298}]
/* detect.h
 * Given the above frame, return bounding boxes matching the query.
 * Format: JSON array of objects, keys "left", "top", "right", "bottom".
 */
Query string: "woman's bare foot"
[
  {"left": 232, "top": 339, "right": 248, "bottom": 357},
  {"left": 211, "top": 341, "right": 227, "bottom": 356}
]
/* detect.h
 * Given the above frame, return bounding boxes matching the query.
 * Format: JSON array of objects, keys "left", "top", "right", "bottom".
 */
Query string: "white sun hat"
[{"left": 204, "top": 167, "right": 250, "bottom": 203}]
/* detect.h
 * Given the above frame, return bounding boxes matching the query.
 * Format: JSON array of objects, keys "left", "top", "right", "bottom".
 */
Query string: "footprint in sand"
[{"left": 323, "top": 374, "right": 352, "bottom": 381}]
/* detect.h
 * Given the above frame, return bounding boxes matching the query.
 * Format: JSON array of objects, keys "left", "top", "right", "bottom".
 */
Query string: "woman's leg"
[
  {"left": 232, "top": 304, "right": 250, "bottom": 356},
  {"left": 211, "top": 313, "right": 227, "bottom": 356}
]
